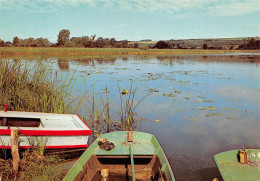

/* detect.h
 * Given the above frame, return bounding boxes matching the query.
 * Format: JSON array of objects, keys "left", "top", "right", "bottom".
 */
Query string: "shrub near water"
[{"left": 0, "top": 61, "right": 73, "bottom": 113}]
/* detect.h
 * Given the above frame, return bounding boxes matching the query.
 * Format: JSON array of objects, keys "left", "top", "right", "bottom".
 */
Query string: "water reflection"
[{"left": 57, "top": 59, "right": 69, "bottom": 71}]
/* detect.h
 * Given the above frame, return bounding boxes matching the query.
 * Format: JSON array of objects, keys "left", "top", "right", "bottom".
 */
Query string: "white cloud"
[
  {"left": 1, "top": 0, "right": 260, "bottom": 17},
  {"left": 216, "top": 85, "right": 260, "bottom": 109},
  {"left": 209, "top": 0, "right": 260, "bottom": 16}
]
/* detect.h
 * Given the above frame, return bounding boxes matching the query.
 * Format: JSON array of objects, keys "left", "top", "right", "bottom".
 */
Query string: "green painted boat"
[
  {"left": 63, "top": 131, "right": 175, "bottom": 181},
  {"left": 214, "top": 148, "right": 260, "bottom": 181}
]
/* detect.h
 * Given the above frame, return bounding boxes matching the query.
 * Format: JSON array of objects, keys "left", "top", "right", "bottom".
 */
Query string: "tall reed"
[{"left": 86, "top": 82, "right": 149, "bottom": 139}]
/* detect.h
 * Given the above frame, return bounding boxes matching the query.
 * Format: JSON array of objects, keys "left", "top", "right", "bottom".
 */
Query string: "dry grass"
[
  {"left": 0, "top": 149, "right": 65, "bottom": 181},
  {"left": 1, "top": 47, "right": 259, "bottom": 57}
]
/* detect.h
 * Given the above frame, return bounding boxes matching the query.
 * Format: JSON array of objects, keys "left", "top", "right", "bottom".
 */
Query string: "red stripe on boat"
[
  {"left": 0, "top": 144, "right": 89, "bottom": 149},
  {"left": 0, "top": 129, "right": 11, "bottom": 135},
  {"left": 0, "top": 129, "right": 91, "bottom": 136}
]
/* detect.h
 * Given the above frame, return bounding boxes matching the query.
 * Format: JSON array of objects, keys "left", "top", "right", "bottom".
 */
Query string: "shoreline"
[{"left": 1, "top": 47, "right": 260, "bottom": 57}]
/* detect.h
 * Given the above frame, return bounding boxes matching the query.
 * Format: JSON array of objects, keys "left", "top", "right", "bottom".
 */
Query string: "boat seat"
[{"left": 0, "top": 117, "right": 7, "bottom": 126}]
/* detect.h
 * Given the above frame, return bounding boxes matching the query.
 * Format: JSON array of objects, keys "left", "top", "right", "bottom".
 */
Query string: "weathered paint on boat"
[
  {"left": 214, "top": 149, "right": 260, "bottom": 181},
  {"left": 0, "top": 111, "right": 92, "bottom": 149},
  {"left": 63, "top": 131, "right": 175, "bottom": 181}
]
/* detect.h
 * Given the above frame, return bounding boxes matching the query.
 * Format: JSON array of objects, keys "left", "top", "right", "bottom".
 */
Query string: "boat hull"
[
  {"left": 214, "top": 149, "right": 260, "bottom": 181},
  {"left": 63, "top": 131, "right": 175, "bottom": 181},
  {"left": 0, "top": 111, "right": 92, "bottom": 149}
]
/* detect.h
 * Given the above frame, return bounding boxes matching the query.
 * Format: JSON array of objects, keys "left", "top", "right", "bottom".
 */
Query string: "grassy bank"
[
  {"left": 1, "top": 47, "right": 260, "bottom": 57},
  {"left": 0, "top": 62, "right": 77, "bottom": 180},
  {"left": 0, "top": 62, "right": 76, "bottom": 113}
]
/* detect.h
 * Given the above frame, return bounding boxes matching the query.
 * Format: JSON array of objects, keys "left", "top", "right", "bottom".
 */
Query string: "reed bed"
[
  {"left": 0, "top": 61, "right": 76, "bottom": 113},
  {"left": 1, "top": 47, "right": 259, "bottom": 57}
]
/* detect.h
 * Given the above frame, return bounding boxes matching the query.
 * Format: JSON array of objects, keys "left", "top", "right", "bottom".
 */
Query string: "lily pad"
[
  {"left": 163, "top": 94, "right": 175, "bottom": 97},
  {"left": 206, "top": 113, "right": 222, "bottom": 117},
  {"left": 197, "top": 106, "right": 216, "bottom": 110},
  {"left": 173, "top": 89, "right": 181, "bottom": 94},
  {"left": 226, "top": 117, "right": 235, "bottom": 119},
  {"left": 122, "top": 89, "right": 129, "bottom": 95},
  {"left": 185, "top": 117, "right": 201, "bottom": 121},
  {"left": 221, "top": 107, "right": 241, "bottom": 112},
  {"left": 197, "top": 99, "right": 215, "bottom": 102}
]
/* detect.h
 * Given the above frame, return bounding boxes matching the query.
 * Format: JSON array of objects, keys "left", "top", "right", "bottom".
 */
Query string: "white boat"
[{"left": 0, "top": 111, "right": 92, "bottom": 150}]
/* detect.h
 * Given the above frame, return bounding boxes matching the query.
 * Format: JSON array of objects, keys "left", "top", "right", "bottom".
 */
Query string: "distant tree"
[
  {"left": 25, "top": 37, "right": 36, "bottom": 47},
  {"left": 121, "top": 40, "right": 128, "bottom": 48},
  {"left": 95, "top": 37, "right": 105, "bottom": 48},
  {"left": 168, "top": 42, "right": 175, "bottom": 49},
  {"left": 0, "top": 38, "right": 4, "bottom": 47},
  {"left": 13, "top": 36, "right": 19, "bottom": 47},
  {"left": 203, "top": 43, "right": 208, "bottom": 49},
  {"left": 177, "top": 44, "right": 182, "bottom": 49},
  {"left": 154, "top": 41, "right": 168, "bottom": 49},
  {"left": 82, "top": 36, "right": 91, "bottom": 47},
  {"left": 57, "top": 29, "right": 70, "bottom": 46},
  {"left": 256, "top": 40, "right": 260, "bottom": 49},
  {"left": 103, "top": 38, "right": 110, "bottom": 47},
  {"left": 18, "top": 37, "right": 36, "bottom": 47},
  {"left": 35, "top": 37, "right": 51, "bottom": 47},
  {"left": 109, "top": 38, "right": 117, "bottom": 47},
  {"left": 64, "top": 40, "right": 76, "bottom": 47},
  {"left": 134, "top": 42, "right": 139, "bottom": 48},
  {"left": 3, "top": 41, "right": 12, "bottom": 47},
  {"left": 70, "top": 37, "right": 84, "bottom": 47},
  {"left": 248, "top": 38, "right": 256, "bottom": 49}
]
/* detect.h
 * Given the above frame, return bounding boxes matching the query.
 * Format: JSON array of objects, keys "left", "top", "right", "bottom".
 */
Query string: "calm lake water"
[{"left": 5, "top": 54, "right": 260, "bottom": 180}]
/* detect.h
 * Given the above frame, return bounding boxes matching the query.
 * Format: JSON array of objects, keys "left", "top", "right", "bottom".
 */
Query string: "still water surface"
[{"left": 10, "top": 55, "right": 260, "bottom": 180}]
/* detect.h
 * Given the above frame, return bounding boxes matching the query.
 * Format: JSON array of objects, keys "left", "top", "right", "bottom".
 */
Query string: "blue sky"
[{"left": 0, "top": 0, "right": 259, "bottom": 42}]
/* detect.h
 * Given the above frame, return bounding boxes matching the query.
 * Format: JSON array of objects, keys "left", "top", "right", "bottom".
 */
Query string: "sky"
[{"left": 0, "top": 0, "right": 260, "bottom": 42}]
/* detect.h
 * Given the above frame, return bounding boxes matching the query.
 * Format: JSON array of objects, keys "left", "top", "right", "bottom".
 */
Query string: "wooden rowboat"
[
  {"left": 214, "top": 148, "right": 260, "bottom": 181},
  {"left": 63, "top": 131, "right": 175, "bottom": 181},
  {"left": 0, "top": 111, "right": 92, "bottom": 150}
]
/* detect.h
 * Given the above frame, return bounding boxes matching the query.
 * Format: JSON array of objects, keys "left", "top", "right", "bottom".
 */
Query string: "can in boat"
[
  {"left": 101, "top": 168, "right": 109, "bottom": 178},
  {"left": 239, "top": 150, "right": 247, "bottom": 164}
]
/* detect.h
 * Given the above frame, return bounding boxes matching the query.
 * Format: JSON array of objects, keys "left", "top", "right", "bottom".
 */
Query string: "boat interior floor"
[
  {"left": 0, "top": 117, "right": 40, "bottom": 127},
  {"left": 75, "top": 155, "right": 167, "bottom": 181}
]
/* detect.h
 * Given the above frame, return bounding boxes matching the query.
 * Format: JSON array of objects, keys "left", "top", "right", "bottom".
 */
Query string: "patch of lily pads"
[
  {"left": 197, "top": 106, "right": 241, "bottom": 112},
  {"left": 197, "top": 106, "right": 217, "bottom": 110},
  {"left": 185, "top": 117, "right": 201, "bottom": 121}
]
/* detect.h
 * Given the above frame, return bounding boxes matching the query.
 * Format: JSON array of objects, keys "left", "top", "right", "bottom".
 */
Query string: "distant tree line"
[
  {"left": 0, "top": 29, "right": 259, "bottom": 50},
  {"left": 237, "top": 38, "right": 260, "bottom": 50},
  {"left": 0, "top": 29, "right": 135, "bottom": 48},
  {"left": 153, "top": 38, "right": 260, "bottom": 50}
]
